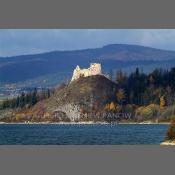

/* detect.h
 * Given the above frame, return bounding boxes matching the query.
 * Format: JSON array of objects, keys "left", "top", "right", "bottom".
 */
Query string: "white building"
[{"left": 71, "top": 63, "right": 102, "bottom": 81}]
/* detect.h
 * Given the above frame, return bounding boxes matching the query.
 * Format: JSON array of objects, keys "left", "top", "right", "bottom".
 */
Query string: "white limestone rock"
[{"left": 58, "top": 103, "right": 81, "bottom": 121}]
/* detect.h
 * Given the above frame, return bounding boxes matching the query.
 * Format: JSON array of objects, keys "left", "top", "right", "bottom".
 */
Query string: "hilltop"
[
  {"left": 46, "top": 75, "right": 117, "bottom": 109},
  {"left": 40, "top": 75, "right": 118, "bottom": 121}
]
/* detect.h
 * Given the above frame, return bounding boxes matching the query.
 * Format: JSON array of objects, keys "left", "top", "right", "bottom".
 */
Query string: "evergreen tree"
[
  {"left": 116, "top": 88, "right": 125, "bottom": 105},
  {"left": 109, "top": 69, "right": 113, "bottom": 81},
  {"left": 31, "top": 88, "right": 37, "bottom": 105}
]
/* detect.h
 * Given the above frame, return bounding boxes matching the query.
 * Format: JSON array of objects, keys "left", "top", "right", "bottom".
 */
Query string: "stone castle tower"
[{"left": 71, "top": 63, "right": 102, "bottom": 81}]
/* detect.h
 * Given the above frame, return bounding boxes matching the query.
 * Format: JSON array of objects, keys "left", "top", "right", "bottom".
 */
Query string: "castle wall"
[{"left": 71, "top": 63, "right": 102, "bottom": 81}]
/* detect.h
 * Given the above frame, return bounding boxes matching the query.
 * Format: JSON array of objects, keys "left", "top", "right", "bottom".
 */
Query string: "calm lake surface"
[{"left": 0, "top": 124, "right": 169, "bottom": 145}]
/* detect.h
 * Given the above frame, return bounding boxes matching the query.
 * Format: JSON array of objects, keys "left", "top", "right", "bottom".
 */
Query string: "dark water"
[{"left": 0, "top": 124, "right": 169, "bottom": 145}]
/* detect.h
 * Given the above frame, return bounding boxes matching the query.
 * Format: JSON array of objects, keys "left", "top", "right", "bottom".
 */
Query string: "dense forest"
[
  {"left": 102, "top": 67, "right": 175, "bottom": 122},
  {"left": 0, "top": 88, "right": 53, "bottom": 110},
  {"left": 109, "top": 67, "right": 175, "bottom": 106}
]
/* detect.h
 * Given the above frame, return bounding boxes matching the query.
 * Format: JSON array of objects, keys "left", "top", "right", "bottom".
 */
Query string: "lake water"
[{"left": 0, "top": 124, "right": 169, "bottom": 145}]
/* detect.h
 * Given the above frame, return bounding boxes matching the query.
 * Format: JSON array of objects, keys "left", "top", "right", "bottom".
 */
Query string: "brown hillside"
[
  {"left": 45, "top": 75, "right": 118, "bottom": 112},
  {"left": 2, "top": 75, "right": 119, "bottom": 122}
]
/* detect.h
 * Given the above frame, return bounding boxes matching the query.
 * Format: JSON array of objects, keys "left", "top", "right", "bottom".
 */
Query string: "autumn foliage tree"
[
  {"left": 109, "top": 102, "right": 116, "bottom": 110},
  {"left": 105, "top": 102, "right": 118, "bottom": 111},
  {"left": 166, "top": 120, "right": 175, "bottom": 141},
  {"left": 160, "top": 95, "right": 166, "bottom": 109}
]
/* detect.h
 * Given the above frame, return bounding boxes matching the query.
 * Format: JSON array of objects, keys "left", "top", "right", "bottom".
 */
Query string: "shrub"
[
  {"left": 166, "top": 120, "right": 175, "bottom": 141},
  {"left": 135, "top": 104, "right": 159, "bottom": 121}
]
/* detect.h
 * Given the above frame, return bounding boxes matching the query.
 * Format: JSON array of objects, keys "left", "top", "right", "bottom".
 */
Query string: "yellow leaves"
[
  {"left": 135, "top": 104, "right": 160, "bottom": 120},
  {"left": 105, "top": 103, "right": 110, "bottom": 110},
  {"left": 105, "top": 102, "right": 118, "bottom": 111},
  {"left": 109, "top": 102, "right": 116, "bottom": 110},
  {"left": 14, "top": 113, "right": 25, "bottom": 121},
  {"left": 141, "top": 106, "right": 152, "bottom": 116},
  {"left": 160, "top": 96, "right": 166, "bottom": 109}
]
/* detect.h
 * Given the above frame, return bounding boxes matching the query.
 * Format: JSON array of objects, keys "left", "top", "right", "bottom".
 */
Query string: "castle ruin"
[{"left": 71, "top": 63, "right": 102, "bottom": 81}]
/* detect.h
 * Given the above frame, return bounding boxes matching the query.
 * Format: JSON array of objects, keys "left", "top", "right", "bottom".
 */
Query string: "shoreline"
[
  {"left": 0, "top": 121, "right": 170, "bottom": 125},
  {"left": 161, "top": 140, "right": 175, "bottom": 145}
]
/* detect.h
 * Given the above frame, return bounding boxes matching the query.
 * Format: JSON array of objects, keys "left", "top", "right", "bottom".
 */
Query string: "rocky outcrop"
[{"left": 44, "top": 75, "right": 118, "bottom": 121}]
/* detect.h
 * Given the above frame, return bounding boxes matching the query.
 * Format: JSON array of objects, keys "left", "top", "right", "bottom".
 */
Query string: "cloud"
[{"left": 0, "top": 29, "right": 175, "bottom": 56}]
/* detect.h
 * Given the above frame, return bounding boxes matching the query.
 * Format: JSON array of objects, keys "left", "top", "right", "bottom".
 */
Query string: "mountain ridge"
[
  {"left": 1, "top": 43, "right": 175, "bottom": 59},
  {"left": 1, "top": 44, "right": 175, "bottom": 85}
]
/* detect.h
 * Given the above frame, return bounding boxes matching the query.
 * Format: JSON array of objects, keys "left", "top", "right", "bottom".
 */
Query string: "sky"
[{"left": 1, "top": 29, "right": 175, "bottom": 57}]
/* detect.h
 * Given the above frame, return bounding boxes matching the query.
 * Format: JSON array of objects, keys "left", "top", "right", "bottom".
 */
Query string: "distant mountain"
[{"left": 1, "top": 44, "right": 175, "bottom": 85}]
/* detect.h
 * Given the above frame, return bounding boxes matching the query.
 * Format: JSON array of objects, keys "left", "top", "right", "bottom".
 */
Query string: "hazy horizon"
[{"left": 1, "top": 29, "right": 175, "bottom": 57}]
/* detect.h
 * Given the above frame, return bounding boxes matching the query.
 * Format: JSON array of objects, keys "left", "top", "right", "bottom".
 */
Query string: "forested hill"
[
  {"left": 2, "top": 67, "right": 175, "bottom": 123},
  {"left": 1, "top": 44, "right": 175, "bottom": 85}
]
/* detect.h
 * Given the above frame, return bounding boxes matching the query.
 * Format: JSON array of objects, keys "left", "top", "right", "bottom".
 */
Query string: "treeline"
[
  {"left": 0, "top": 88, "right": 53, "bottom": 110},
  {"left": 109, "top": 67, "right": 175, "bottom": 106}
]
